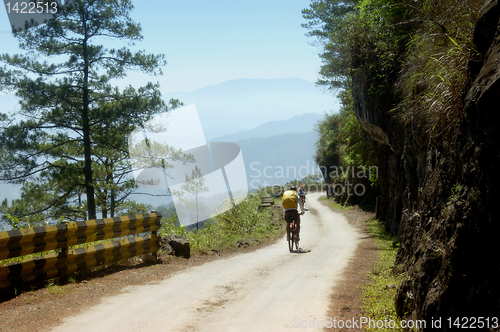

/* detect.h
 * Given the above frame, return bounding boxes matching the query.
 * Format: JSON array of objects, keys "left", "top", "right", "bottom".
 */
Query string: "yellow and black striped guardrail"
[{"left": 0, "top": 212, "right": 162, "bottom": 290}]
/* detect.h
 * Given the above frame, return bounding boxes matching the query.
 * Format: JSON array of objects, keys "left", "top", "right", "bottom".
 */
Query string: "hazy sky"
[
  {"left": 0, "top": 1, "right": 332, "bottom": 213},
  {"left": 0, "top": 0, "right": 323, "bottom": 94}
]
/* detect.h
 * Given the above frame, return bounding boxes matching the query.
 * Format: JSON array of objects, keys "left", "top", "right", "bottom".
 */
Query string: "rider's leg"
[
  {"left": 293, "top": 210, "right": 301, "bottom": 241},
  {"left": 298, "top": 197, "right": 305, "bottom": 213}
]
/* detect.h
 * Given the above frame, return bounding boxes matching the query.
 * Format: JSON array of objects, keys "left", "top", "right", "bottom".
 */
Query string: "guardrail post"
[
  {"left": 60, "top": 220, "right": 70, "bottom": 257},
  {"left": 151, "top": 211, "right": 158, "bottom": 261},
  {"left": 0, "top": 212, "right": 166, "bottom": 290},
  {"left": 57, "top": 219, "right": 70, "bottom": 282}
]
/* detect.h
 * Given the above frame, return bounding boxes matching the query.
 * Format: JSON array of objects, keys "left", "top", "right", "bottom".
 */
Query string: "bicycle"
[{"left": 287, "top": 215, "right": 299, "bottom": 252}]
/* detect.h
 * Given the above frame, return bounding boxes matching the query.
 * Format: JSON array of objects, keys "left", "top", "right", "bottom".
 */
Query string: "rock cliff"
[{"left": 353, "top": 0, "right": 500, "bottom": 325}]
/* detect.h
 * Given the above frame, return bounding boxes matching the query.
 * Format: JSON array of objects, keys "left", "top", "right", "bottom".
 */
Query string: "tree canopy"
[
  {"left": 0, "top": 0, "right": 175, "bottom": 222},
  {"left": 304, "top": 0, "right": 480, "bottom": 182}
]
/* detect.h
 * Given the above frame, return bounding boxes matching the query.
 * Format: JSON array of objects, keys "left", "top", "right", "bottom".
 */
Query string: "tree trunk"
[
  {"left": 82, "top": 29, "right": 96, "bottom": 220},
  {"left": 111, "top": 188, "right": 115, "bottom": 217}
]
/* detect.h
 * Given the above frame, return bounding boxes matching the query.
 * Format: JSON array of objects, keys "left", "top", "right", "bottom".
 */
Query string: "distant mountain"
[
  {"left": 211, "top": 113, "right": 324, "bottom": 143},
  {"left": 203, "top": 125, "right": 244, "bottom": 142},
  {"left": 164, "top": 78, "right": 339, "bottom": 137},
  {"left": 0, "top": 79, "right": 332, "bottom": 228},
  {"left": 235, "top": 130, "right": 320, "bottom": 189}
]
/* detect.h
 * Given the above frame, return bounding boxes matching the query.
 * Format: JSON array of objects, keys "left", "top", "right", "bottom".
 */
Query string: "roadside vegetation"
[
  {"left": 323, "top": 197, "right": 402, "bottom": 331},
  {"left": 362, "top": 217, "right": 403, "bottom": 331},
  {"left": 321, "top": 196, "right": 350, "bottom": 211},
  {"left": 304, "top": 1, "right": 481, "bottom": 325},
  {"left": 285, "top": 173, "right": 325, "bottom": 190},
  {"left": 303, "top": 0, "right": 481, "bottom": 204},
  {"left": 0, "top": 0, "right": 180, "bottom": 224},
  {"left": 159, "top": 193, "right": 284, "bottom": 254},
  {"left": 0, "top": 192, "right": 285, "bottom": 300}
]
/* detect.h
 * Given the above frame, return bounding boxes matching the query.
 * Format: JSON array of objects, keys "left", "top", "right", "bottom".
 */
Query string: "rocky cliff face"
[{"left": 353, "top": 0, "right": 500, "bottom": 326}]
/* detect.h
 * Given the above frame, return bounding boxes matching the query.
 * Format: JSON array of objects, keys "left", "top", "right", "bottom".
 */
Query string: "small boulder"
[
  {"left": 159, "top": 238, "right": 174, "bottom": 255},
  {"left": 161, "top": 234, "right": 190, "bottom": 258}
]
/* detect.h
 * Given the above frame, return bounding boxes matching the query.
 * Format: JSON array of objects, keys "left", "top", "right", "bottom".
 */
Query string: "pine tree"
[{"left": 0, "top": 0, "right": 171, "bottom": 220}]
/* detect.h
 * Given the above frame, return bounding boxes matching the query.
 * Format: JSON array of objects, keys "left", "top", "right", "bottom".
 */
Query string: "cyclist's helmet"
[{"left": 290, "top": 186, "right": 296, "bottom": 191}]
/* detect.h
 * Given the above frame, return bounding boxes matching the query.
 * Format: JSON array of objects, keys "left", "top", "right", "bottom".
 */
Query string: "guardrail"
[
  {"left": 0, "top": 212, "right": 162, "bottom": 290},
  {"left": 259, "top": 195, "right": 275, "bottom": 209}
]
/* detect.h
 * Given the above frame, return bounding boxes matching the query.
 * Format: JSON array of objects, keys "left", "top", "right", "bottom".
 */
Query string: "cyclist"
[
  {"left": 298, "top": 184, "right": 306, "bottom": 212},
  {"left": 282, "top": 186, "right": 301, "bottom": 241}
]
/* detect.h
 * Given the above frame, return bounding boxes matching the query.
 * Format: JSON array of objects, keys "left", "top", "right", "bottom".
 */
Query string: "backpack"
[{"left": 282, "top": 190, "right": 297, "bottom": 209}]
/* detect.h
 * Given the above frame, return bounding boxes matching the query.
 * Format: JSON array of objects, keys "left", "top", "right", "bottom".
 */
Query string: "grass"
[
  {"left": 361, "top": 217, "right": 404, "bottom": 331},
  {"left": 324, "top": 196, "right": 404, "bottom": 330},
  {"left": 321, "top": 196, "right": 351, "bottom": 210},
  {"left": 46, "top": 282, "right": 68, "bottom": 296},
  {"left": 0, "top": 250, "right": 58, "bottom": 266},
  {"left": 160, "top": 194, "right": 284, "bottom": 254},
  {"left": 1, "top": 194, "right": 282, "bottom": 297}
]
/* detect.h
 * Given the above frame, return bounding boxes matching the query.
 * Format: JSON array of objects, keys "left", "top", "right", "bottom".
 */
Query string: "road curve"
[{"left": 51, "top": 193, "right": 360, "bottom": 332}]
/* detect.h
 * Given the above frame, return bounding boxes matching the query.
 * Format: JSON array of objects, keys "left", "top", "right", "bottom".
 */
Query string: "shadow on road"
[{"left": 291, "top": 248, "right": 311, "bottom": 254}]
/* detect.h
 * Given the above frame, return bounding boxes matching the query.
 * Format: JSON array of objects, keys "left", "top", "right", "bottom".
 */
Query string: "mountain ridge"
[
  {"left": 163, "top": 77, "right": 339, "bottom": 135},
  {"left": 209, "top": 113, "right": 324, "bottom": 142}
]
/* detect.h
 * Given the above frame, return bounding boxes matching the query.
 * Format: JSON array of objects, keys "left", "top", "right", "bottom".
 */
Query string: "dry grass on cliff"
[{"left": 395, "top": 0, "right": 483, "bottom": 138}]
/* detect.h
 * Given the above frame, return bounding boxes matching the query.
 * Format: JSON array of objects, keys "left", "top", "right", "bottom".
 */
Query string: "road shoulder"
[
  {"left": 319, "top": 201, "right": 379, "bottom": 332},
  {"left": 0, "top": 205, "right": 286, "bottom": 332}
]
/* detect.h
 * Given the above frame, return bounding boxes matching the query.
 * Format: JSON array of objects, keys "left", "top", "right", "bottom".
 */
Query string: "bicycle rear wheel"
[
  {"left": 294, "top": 237, "right": 300, "bottom": 251},
  {"left": 288, "top": 226, "right": 293, "bottom": 252}
]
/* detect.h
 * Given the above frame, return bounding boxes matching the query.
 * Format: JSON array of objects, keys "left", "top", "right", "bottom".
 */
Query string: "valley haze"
[{"left": 0, "top": 78, "right": 339, "bottom": 229}]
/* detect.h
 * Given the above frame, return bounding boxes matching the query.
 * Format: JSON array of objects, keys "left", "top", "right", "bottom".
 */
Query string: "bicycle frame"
[{"left": 287, "top": 215, "right": 299, "bottom": 252}]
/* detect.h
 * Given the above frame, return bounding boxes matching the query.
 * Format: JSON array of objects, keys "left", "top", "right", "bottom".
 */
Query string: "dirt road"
[{"left": 50, "top": 193, "right": 360, "bottom": 332}]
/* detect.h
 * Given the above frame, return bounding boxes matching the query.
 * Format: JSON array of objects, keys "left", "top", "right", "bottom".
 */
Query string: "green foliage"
[
  {"left": 448, "top": 182, "right": 463, "bottom": 203},
  {"left": 362, "top": 217, "right": 404, "bottom": 331},
  {"left": 3, "top": 213, "right": 31, "bottom": 230},
  {"left": 285, "top": 173, "right": 325, "bottom": 189},
  {"left": 314, "top": 89, "right": 376, "bottom": 184},
  {"left": 301, "top": 0, "right": 358, "bottom": 88},
  {"left": 0, "top": 0, "right": 179, "bottom": 221},
  {"left": 303, "top": 0, "right": 415, "bottom": 92},
  {"left": 172, "top": 166, "right": 209, "bottom": 229},
  {"left": 314, "top": 111, "right": 341, "bottom": 176},
  {"left": 155, "top": 204, "right": 177, "bottom": 219},
  {"left": 163, "top": 194, "right": 281, "bottom": 253},
  {"left": 296, "top": 173, "right": 324, "bottom": 189},
  {"left": 304, "top": 0, "right": 481, "bottom": 199},
  {"left": 323, "top": 196, "right": 350, "bottom": 210},
  {"left": 395, "top": 0, "right": 482, "bottom": 136},
  {"left": 336, "top": 90, "right": 376, "bottom": 167},
  {"left": 114, "top": 201, "right": 152, "bottom": 216},
  {"left": 160, "top": 213, "right": 183, "bottom": 237},
  {"left": 46, "top": 283, "right": 68, "bottom": 296},
  {"left": 303, "top": 0, "right": 405, "bottom": 189},
  {"left": 303, "top": 0, "right": 482, "bottom": 136}
]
